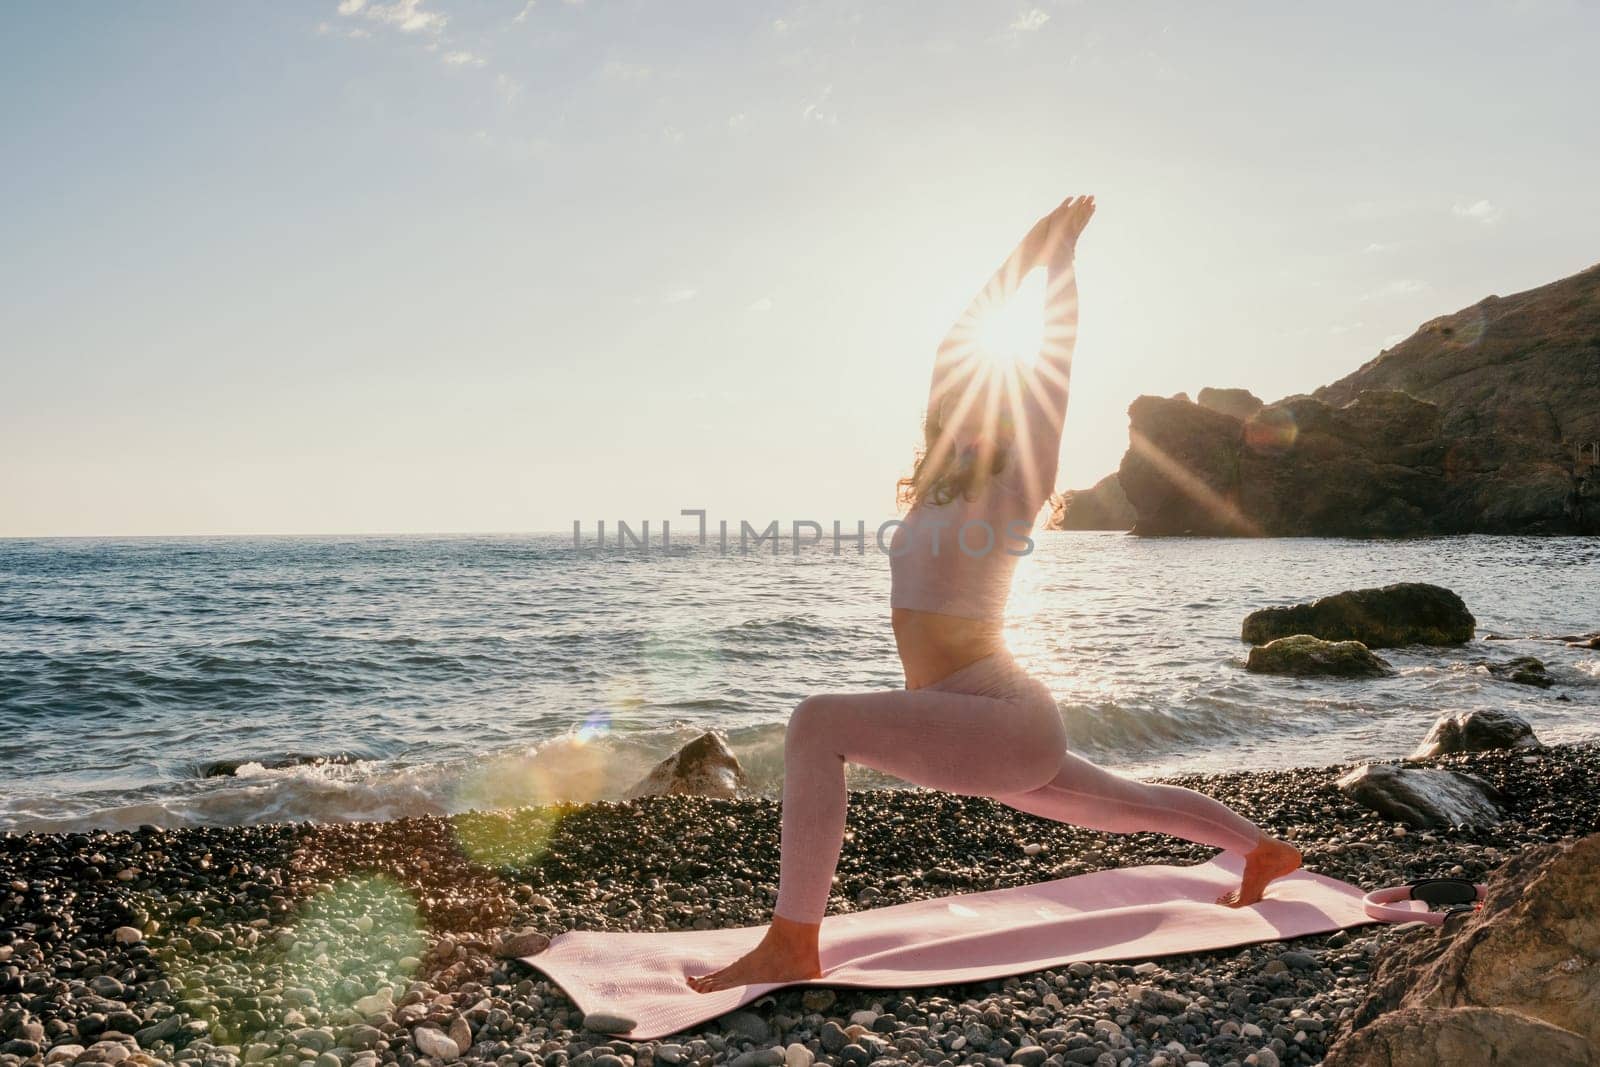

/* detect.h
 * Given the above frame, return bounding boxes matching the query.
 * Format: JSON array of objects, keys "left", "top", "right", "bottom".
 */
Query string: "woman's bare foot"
[
  {"left": 1217, "top": 836, "right": 1302, "bottom": 907},
  {"left": 686, "top": 914, "right": 823, "bottom": 993}
]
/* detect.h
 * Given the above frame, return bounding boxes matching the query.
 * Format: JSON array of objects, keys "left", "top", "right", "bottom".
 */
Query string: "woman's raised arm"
[{"left": 922, "top": 195, "right": 1094, "bottom": 498}]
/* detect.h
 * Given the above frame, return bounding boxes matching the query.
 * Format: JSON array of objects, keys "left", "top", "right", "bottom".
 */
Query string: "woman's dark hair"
[{"left": 896, "top": 404, "right": 1013, "bottom": 510}]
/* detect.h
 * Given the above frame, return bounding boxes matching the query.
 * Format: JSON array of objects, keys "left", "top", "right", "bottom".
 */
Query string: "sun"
[{"left": 975, "top": 268, "right": 1047, "bottom": 364}]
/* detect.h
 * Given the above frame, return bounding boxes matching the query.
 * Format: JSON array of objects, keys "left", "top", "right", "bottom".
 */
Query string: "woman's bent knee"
[{"left": 786, "top": 694, "right": 843, "bottom": 751}]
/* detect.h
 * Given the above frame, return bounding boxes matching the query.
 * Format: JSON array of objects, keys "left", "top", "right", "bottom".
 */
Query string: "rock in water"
[
  {"left": 1245, "top": 635, "right": 1394, "bottom": 678},
  {"left": 624, "top": 731, "right": 748, "bottom": 799},
  {"left": 1474, "top": 655, "right": 1554, "bottom": 688},
  {"left": 1566, "top": 632, "right": 1600, "bottom": 650},
  {"left": 1335, "top": 763, "right": 1502, "bottom": 828},
  {"left": 1408, "top": 710, "right": 1541, "bottom": 761},
  {"left": 1241, "top": 583, "right": 1475, "bottom": 648},
  {"left": 1326, "top": 834, "right": 1600, "bottom": 1064},
  {"left": 1045, "top": 473, "right": 1136, "bottom": 531}
]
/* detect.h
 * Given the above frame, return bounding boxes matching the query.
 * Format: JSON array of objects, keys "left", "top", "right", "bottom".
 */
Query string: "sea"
[{"left": 2, "top": 533, "right": 1596, "bottom": 832}]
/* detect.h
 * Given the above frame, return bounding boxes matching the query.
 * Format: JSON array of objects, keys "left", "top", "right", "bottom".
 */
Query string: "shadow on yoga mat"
[{"left": 522, "top": 853, "right": 1377, "bottom": 1040}]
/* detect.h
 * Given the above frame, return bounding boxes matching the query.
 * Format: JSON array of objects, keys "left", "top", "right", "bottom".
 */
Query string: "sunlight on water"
[{"left": 0, "top": 533, "right": 1596, "bottom": 829}]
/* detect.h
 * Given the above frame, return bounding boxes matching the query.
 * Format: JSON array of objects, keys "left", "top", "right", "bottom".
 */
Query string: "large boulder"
[
  {"left": 1241, "top": 582, "right": 1475, "bottom": 648},
  {"left": 1245, "top": 635, "right": 1393, "bottom": 678},
  {"left": 1114, "top": 263, "right": 1600, "bottom": 537},
  {"left": 1335, "top": 763, "right": 1502, "bottom": 828},
  {"left": 1325, "top": 1006, "right": 1597, "bottom": 1067},
  {"left": 1045, "top": 473, "right": 1136, "bottom": 531},
  {"left": 1326, "top": 833, "right": 1600, "bottom": 1063},
  {"left": 1408, "top": 710, "right": 1542, "bottom": 761},
  {"left": 624, "top": 732, "right": 748, "bottom": 800}
]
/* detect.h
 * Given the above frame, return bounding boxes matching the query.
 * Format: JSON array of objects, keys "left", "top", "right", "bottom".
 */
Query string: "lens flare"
[
  {"left": 1243, "top": 408, "right": 1299, "bottom": 453},
  {"left": 280, "top": 875, "right": 425, "bottom": 1016},
  {"left": 975, "top": 269, "right": 1047, "bottom": 364},
  {"left": 453, "top": 806, "right": 564, "bottom": 869}
]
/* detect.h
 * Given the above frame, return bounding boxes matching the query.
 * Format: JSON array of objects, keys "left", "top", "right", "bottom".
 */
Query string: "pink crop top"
[
  {"left": 888, "top": 465, "right": 1046, "bottom": 621},
  {"left": 892, "top": 252, "right": 1080, "bottom": 622}
]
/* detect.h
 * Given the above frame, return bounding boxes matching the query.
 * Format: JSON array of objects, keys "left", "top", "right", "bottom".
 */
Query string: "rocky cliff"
[
  {"left": 1045, "top": 473, "right": 1136, "bottom": 530},
  {"left": 1106, "top": 262, "right": 1600, "bottom": 536}
]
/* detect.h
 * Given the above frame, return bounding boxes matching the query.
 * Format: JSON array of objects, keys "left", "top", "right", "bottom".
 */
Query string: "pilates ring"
[{"left": 1362, "top": 877, "right": 1486, "bottom": 926}]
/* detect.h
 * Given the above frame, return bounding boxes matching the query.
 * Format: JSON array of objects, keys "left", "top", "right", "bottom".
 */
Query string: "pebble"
[
  {"left": 729, "top": 1048, "right": 785, "bottom": 1067},
  {"left": 411, "top": 1026, "right": 459, "bottom": 1061},
  {"left": 582, "top": 1012, "right": 637, "bottom": 1035},
  {"left": 497, "top": 927, "right": 552, "bottom": 957},
  {"left": 0, "top": 743, "right": 1593, "bottom": 1067}
]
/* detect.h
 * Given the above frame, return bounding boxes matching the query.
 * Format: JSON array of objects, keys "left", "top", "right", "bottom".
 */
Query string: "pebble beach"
[{"left": 4, "top": 742, "right": 1598, "bottom": 1067}]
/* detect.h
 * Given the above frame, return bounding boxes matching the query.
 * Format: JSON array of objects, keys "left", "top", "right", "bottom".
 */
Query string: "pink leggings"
[{"left": 772, "top": 651, "right": 1266, "bottom": 923}]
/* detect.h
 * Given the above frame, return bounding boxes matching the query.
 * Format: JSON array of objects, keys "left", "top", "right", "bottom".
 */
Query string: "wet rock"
[
  {"left": 1409, "top": 709, "right": 1542, "bottom": 760},
  {"left": 1242, "top": 583, "right": 1475, "bottom": 648},
  {"left": 1475, "top": 654, "right": 1555, "bottom": 688},
  {"left": 1246, "top": 635, "right": 1394, "bottom": 678},
  {"left": 1336, "top": 763, "right": 1503, "bottom": 827},
  {"left": 624, "top": 731, "right": 749, "bottom": 800}
]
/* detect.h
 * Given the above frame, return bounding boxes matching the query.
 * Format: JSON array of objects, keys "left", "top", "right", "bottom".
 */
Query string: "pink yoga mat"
[{"left": 523, "top": 853, "right": 1377, "bottom": 1040}]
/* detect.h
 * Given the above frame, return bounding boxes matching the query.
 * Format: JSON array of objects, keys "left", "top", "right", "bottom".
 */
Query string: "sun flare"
[{"left": 975, "top": 269, "right": 1048, "bottom": 364}]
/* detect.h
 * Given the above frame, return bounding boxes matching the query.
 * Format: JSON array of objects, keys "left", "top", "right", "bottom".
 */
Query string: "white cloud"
[
  {"left": 1329, "top": 321, "right": 1365, "bottom": 335},
  {"left": 662, "top": 288, "right": 698, "bottom": 305},
  {"left": 1453, "top": 199, "right": 1502, "bottom": 224},
  {"left": 772, "top": 18, "right": 789, "bottom": 31},
  {"left": 512, "top": 0, "right": 535, "bottom": 22},
  {"left": 337, "top": 0, "right": 366, "bottom": 13},
  {"left": 1010, "top": 8, "right": 1050, "bottom": 32},
  {"left": 748, "top": 296, "right": 774, "bottom": 313},
  {"left": 442, "top": 49, "right": 485, "bottom": 67},
  {"left": 496, "top": 73, "right": 523, "bottom": 103},
  {"left": 727, "top": 112, "right": 747, "bottom": 128},
  {"left": 1363, "top": 241, "right": 1399, "bottom": 254},
  {"left": 362, "top": 0, "right": 446, "bottom": 33}
]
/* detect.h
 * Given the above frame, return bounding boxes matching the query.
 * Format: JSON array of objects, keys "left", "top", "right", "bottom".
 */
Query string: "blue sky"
[{"left": 3, "top": 0, "right": 1597, "bottom": 536}]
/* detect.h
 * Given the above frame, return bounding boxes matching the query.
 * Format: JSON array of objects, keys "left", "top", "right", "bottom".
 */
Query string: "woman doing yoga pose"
[{"left": 688, "top": 195, "right": 1302, "bottom": 993}]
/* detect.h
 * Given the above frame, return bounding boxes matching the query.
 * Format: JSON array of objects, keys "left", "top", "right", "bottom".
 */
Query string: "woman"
[{"left": 688, "top": 195, "right": 1301, "bottom": 993}]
